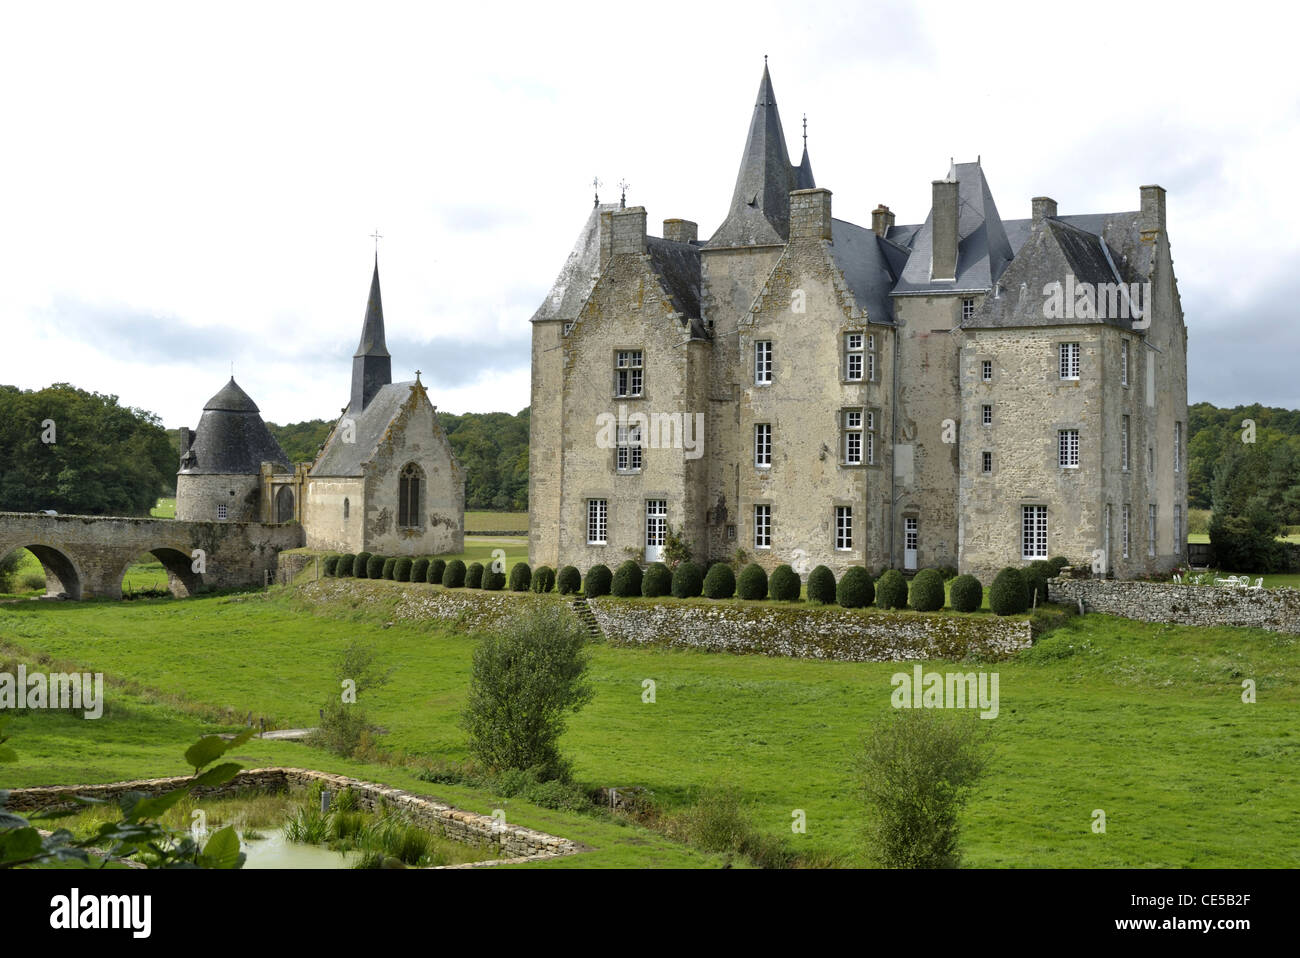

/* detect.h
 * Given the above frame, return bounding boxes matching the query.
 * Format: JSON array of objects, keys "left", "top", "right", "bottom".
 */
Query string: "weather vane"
[
  {"left": 592, "top": 175, "right": 602, "bottom": 207},
  {"left": 618, "top": 179, "right": 630, "bottom": 208}
]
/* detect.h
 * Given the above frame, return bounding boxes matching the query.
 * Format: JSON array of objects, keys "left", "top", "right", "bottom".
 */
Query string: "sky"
[{"left": 3, "top": 0, "right": 1297, "bottom": 427}]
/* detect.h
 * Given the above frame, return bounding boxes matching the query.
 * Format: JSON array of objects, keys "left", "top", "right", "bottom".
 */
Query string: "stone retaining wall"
[
  {"left": 587, "top": 599, "right": 1034, "bottom": 661},
  {"left": 1049, "top": 578, "right": 1300, "bottom": 634},
  {"left": 5, "top": 767, "right": 580, "bottom": 867}
]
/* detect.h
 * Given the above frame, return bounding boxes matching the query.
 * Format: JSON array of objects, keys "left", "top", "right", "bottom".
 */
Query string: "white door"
[
  {"left": 645, "top": 500, "right": 667, "bottom": 563},
  {"left": 904, "top": 517, "right": 918, "bottom": 571}
]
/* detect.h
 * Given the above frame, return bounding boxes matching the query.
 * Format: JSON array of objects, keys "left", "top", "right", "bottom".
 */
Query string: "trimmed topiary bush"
[
  {"left": 769, "top": 564, "right": 800, "bottom": 601},
  {"left": 1023, "top": 566, "right": 1049, "bottom": 607},
  {"left": 394, "top": 557, "right": 413, "bottom": 582},
  {"left": 642, "top": 562, "right": 672, "bottom": 597},
  {"left": 483, "top": 567, "right": 506, "bottom": 590},
  {"left": 737, "top": 563, "right": 768, "bottom": 600},
  {"left": 937, "top": 566, "right": 959, "bottom": 581},
  {"left": 611, "top": 560, "right": 643, "bottom": 598},
  {"left": 531, "top": 566, "right": 556, "bottom": 593},
  {"left": 948, "top": 574, "right": 983, "bottom": 613},
  {"left": 671, "top": 561, "right": 704, "bottom": 598},
  {"left": 323, "top": 554, "right": 340, "bottom": 577},
  {"left": 584, "top": 564, "right": 612, "bottom": 598},
  {"left": 557, "top": 565, "right": 581, "bottom": 595},
  {"left": 509, "top": 562, "right": 532, "bottom": 592},
  {"left": 336, "top": 554, "right": 356, "bottom": 577},
  {"left": 703, "top": 563, "right": 736, "bottom": 599},
  {"left": 908, "top": 568, "right": 946, "bottom": 612},
  {"left": 465, "top": 562, "right": 484, "bottom": 589},
  {"left": 366, "top": 554, "right": 385, "bottom": 579},
  {"left": 411, "top": 557, "right": 429, "bottom": 582},
  {"left": 381, "top": 557, "right": 397, "bottom": 580},
  {"left": 989, "top": 567, "right": 1030, "bottom": 615},
  {"left": 355, "top": 552, "right": 373, "bottom": 579},
  {"left": 442, "top": 559, "right": 466, "bottom": 588},
  {"left": 875, "top": 569, "right": 908, "bottom": 610},
  {"left": 807, "top": 565, "right": 837, "bottom": 604},
  {"left": 837, "top": 567, "right": 875, "bottom": 608},
  {"left": 1047, "top": 556, "right": 1070, "bottom": 576},
  {"left": 427, "top": 558, "right": 446, "bottom": 584}
]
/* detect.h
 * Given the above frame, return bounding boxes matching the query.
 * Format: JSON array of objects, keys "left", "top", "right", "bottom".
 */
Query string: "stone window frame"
[
  {"left": 1057, "top": 428, "right": 1080, "bottom": 469},
  {"left": 981, "top": 450, "right": 993, "bottom": 475},
  {"left": 1122, "top": 503, "right": 1131, "bottom": 559},
  {"left": 587, "top": 498, "right": 608, "bottom": 546},
  {"left": 753, "top": 502, "right": 772, "bottom": 550},
  {"left": 343, "top": 497, "right": 349, "bottom": 520},
  {"left": 1121, "top": 415, "right": 1131, "bottom": 472},
  {"left": 1120, "top": 338, "right": 1130, "bottom": 387},
  {"left": 834, "top": 504, "right": 853, "bottom": 551},
  {"left": 1148, "top": 504, "right": 1158, "bottom": 557},
  {"left": 613, "top": 349, "right": 644, "bottom": 399},
  {"left": 217, "top": 503, "right": 228, "bottom": 520},
  {"left": 843, "top": 330, "right": 866, "bottom": 382},
  {"left": 1173, "top": 421, "right": 1182, "bottom": 474},
  {"left": 980, "top": 358, "right": 994, "bottom": 382},
  {"left": 397, "top": 462, "right": 424, "bottom": 529},
  {"left": 1021, "top": 504, "right": 1049, "bottom": 560},
  {"left": 1059, "top": 341, "right": 1081, "bottom": 381},
  {"left": 754, "top": 340, "right": 773, "bottom": 386},
  {"left": 841, "top": 407, "right": 864, "bottom": 466},
  {"left": 1173, "top": 504, "right": 1183, "bottom": 554},
  {"left": 615, "top": 422, "right": 643, "bottom": 474},
  {"left": 960, "top": 297, "right": 976, "bottom": 322},
  {"left": 754, "top": 422, "right": 773, "bottom": 469},
  {"left": 982, "top": 403, "right": 993, "bottom": 427}
]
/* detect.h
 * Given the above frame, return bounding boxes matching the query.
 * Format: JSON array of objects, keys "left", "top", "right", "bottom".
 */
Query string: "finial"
[
  {"left": 370, "top": 229, "right": 383, "bottom": 255},
  {"left": 415, "top": 369, "right": 422, "bottom": 385},
  {"left": 764, "top": 53, "right": 768, "bottom": 65},
  {"left": 592, "top": 175, "right": 602, "bottom": 208},
  {"left": 802, "top": 113, "right": 807, "bottom": 149},
  {"left": 618, "top": 179, "right": 629, "bottom": 209}
]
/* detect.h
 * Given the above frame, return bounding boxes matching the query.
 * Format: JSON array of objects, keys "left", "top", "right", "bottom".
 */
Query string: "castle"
[
  {"left": 528, "top": 64, "right": 1188, "bottom": 581},
  {"left": 175, "top": 257, "right": 465, "bottom": 556}
]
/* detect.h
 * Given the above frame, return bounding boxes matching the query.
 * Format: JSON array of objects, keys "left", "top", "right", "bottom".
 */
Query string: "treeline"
[
  {"left": 1188, "top": 403, "right": 1300, "bottom": 517},
  {"left": 0, "top": 384, "right": 173, "bottom": 515}
]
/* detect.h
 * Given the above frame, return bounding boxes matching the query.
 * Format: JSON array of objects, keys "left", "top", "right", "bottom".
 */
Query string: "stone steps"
[{"left": 571, "top": 596, "right": 602, "bottom": 638}]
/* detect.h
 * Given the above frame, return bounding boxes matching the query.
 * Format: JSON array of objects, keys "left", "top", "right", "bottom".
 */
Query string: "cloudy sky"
[{"left": 3, "top": 0, "right": 1296, "bottom": 427}]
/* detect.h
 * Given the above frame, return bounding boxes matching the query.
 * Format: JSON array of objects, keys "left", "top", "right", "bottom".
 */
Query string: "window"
[
  {"left": 1122, "top": 504, "right": 1131, "bottom": 559},
  {"left": 398, "top": 462, "right": 423, "bottom": 527},
  {"left": 726, "top": 523, "right": 736, "bottom": 541},
  {"left": 1121, "top": 339, "right": 1129, "bottom": 386},
  {"left": 343, "top": 497, "right": 349, "bottom": 520},
  {"left": 754, "top": 504, "right": 771, "bottom": 549},
  {"left": 1148, "top": 504, "right": 1157, "bottom": 557},
  {"left": 616, "top": 423, "right": 642, "bottom": 472},
  {"left": 587, "top": 499, "right": 607, "bottom": 545},
  {"left": 961, "top": 297, "right": 976, "bottom": 321},
  {"left": 1022, "top": 505, "right": 1048, "bottom": 559},
  {"left": 1059, "top": 342, "right": 1080, "bottom": 380},
  {"left": 845, "top": 333, "right": 864, "bottom": 381},
  {"left": 867, "top": 410, "right": 876, "bottom": 465},
  {"left": 754, "top": 423, "right": 772, "bottom": 468},
  {"left": 217, "top": 503, "right": 228, "bottom": 520},
  {"left": 835, "top": 506, "right": 853, "bottom": 550},
  {"left": 982, "top": 451, "right": 992, "bottom": 474},
  {"left": 614, "top": 350, "right": 643, "bottom": 397},
  {"left": 1174, "top": 505, "right": 1183, "bottom": 552},
  {"left": 1104, "top": 503, "right": 1112, "bottom": 563},
  {"left": 563, "top": 321, "right": 575, "bottom": 336},
  {"left": 1148, "top": 445, "right": 1154, "bottom": 475},
  {"left": 981, "top": 360, "right": 993, "bottom": 382},
  {"left": 843, "top": 409, "right": 863, "bottom": 465},
  {"left": 1121, "top": 416, "right": 1130, "bottom": 471},
  {"left": 982, "top": 404, "right": 992, "bottom": 426},
  {"left": 1058, "top": 429, "right": 1080, "bottom": 468},
  {"left": 868, "top": 334, "right": 877, "bottom": 382},
  {"left": 1174, "top": 422, "right": 1182, "bottom": 473},
  {"left": 755, "top": 340, "right": 772, "bottom": 385}
]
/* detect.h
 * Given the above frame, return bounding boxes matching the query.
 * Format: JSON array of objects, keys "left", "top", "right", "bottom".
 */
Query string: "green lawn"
[
  {"left": 2, "top": 585, "right": 1297, "bottom": 867},
  {"left": 150, "top": 497, "right": 176, "bottom": 518},
  {"left": 464, "top": 510, "right": 527, "bottom": 533}
]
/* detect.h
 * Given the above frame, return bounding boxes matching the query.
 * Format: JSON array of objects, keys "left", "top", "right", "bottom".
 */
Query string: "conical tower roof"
[
  {"left": 354, "top": 256, "right": 389, "bottom": 358},
  {"left": 181, "top": 377, "right": 290, "bottom": 475},
  {"left": 349, "top": 255, "right": 393, "bottom": 412}
]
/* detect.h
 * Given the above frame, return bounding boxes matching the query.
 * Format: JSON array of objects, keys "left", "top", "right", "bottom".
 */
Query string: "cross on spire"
[{"left": 370, "top": 229, "right": 383, "bottom": 254}]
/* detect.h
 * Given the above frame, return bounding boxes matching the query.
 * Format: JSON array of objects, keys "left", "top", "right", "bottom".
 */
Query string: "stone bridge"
[{"left": 0, "top": 512, "right": 305, "bottom": 599}]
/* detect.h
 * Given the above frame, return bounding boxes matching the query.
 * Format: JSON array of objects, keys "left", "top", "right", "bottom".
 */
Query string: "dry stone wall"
[{"left": 1049, "top": 578, "right": 1300, "bottom": 634}]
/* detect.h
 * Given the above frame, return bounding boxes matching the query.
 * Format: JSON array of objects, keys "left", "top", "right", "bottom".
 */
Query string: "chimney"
[
  {"left": 930, "top": 178, "right": 959, "bottom": 281},
  {"left": 1031, "top": 196, "right": 1058, "bottom": 226},
  {"left": 1139, "top": 184, "right": 1166, "bottom": 242},
  {"left": 611, "top": 206, "right": 647, "bottom": 255},
  {"left": 871, "top": 204, "right": 895, "bottom": 237},
  {"left": 599, "top": 210, "right": 613, "bottom": 268},
  {"left": 789, "top": 188, "right": 832, "bottom": 242},
  {"left": 663, "top": 219, "right": 698, "bottom": 244}
]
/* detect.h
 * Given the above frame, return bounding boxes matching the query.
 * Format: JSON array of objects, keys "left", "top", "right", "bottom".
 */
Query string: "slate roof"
[
  {"left": 795, "top": 145, "right": 816, "bottom": 191},
  {"left": 355, "top": 257, "right": 389, "bottom": 357},
  {"left": 311, "top": 381, "right": 415, "bottom": 477},
  {"left": 646, "top": 237, "right": 704, "bottom": 336},
  {"left": 179, "top": 378, "right": 290, "bottom": 475},
  {"left": 828, "top": 219, "right": 904, "bottom": 324},
  {"left": 530, "top": 203, "right": 619, "bottom": 324}
]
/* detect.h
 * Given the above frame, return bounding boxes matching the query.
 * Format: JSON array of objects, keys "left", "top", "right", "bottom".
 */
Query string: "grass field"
[
  {"left": 463, "top": 510, "right": 527, "bottom": 532},
  {"left": 2, "top": 584, "right": 1297, "bottom": 867},
  {"left": 150, "top": 497, "right": 176, "bottom": 518}
]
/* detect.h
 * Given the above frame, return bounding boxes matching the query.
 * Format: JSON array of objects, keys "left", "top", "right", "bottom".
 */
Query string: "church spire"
[
  {"left": 795, "top": 113, "right": 816, "bottom": 190},
  {"left": 349, "top": 255, "right": 392, "bottom": 413}
]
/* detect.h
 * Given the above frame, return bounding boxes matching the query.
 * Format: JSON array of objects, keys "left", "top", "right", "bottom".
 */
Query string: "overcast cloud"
[{"left": 2, "top": 0, "right": 1297, "bottom": 427}]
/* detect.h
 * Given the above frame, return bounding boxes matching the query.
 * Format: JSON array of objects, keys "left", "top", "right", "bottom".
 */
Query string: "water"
[{"left": 240, "top": 831, "right": 360, "bottom": 869}]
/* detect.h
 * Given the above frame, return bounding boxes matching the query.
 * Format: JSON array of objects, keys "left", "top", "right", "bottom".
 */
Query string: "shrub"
[
  {"left": 465, "top": 562, "right": 484, "bottom": 588},
  {"left": 837, "top": 567, "right": 875, "bottom": 608},
  {"left": 611, "top": 560, "right": 643, "bottom": 598},
  {"left": 355, "top": 551, "right": 373, "bottom": 579},
  {"left": 1023, "top": 566, "right": 1049, "bottom": 607},
  {"left": 336, "top": 553, "right": 356, "bottom": 577},
  {"left": 531, "top": 566, "right": 556, "bottom": 594},
  {"left": 856, "top": 710, "right": 991, "bottom": 868},
  {"left": 483, "top": 567, "right": 506, "bottom": 590},
  {"left": 381, "top": 557, "right": 397, "bottom": 580},
  {"left": 642, "top": 562, "right": 673, "bottom": 597},
  {"left": 671, "top": 561, "right": 704, "bottom": 598},
  {"left": 769, "top": 564, "right": 800, "bottom": 601},
  {"left": 308, "top": 641, "right": 393, "bottom": 759},
  {"left": 366, "top": 554, "right": 385, "bottom": 579},
  {"left": 948, "top": 574, "right": 983, "bottom": 613},
  {"left": 556, "top": 565, "right": 581, "bottom": 595},
  {"left": 584, "top": 564, "right": 612, "bottom": 598},
  {"left": 1211, "top": 503, "right": 1287, "bottom": 573},
  {"left": 509, "top": 562, "right": 532, "bottom": 592},
  {"left": 807, "top": 565, "right": 837, "bottom": 604},
  {"left": 989, "top": 567, "right": 1030, "bottom": 615},
  {"left": 909, "top": 569, "right": 946, "bottom": 612},
  {"left": 737, "top": 563, "right": 768, "bottom": 600},
  {"left": 460, "top": 604, "right": 594, "bottom": 780},
  {"left": 1047, "top": 556, "right": 1070, "bottom": 576},
  {"left": 394, "top": 557, "right": 413, "bottom": 582},
  {"left": 322, "top": 554, "right": 340, "bottom": 577},
  {"left": 875, "top": 569, "right": 908, "bottom": 610},
  {"left": 442, "top": 559, "right": 466, "bottom": 588},
  {"left": 411, "top": 557, "right": 429, "bottom": 582},
  {"left": 427, "top": 558, "right": 446, "bottom": 584},
  {"left": 703, "top": 563, "right": 736, "bottom": 599}
]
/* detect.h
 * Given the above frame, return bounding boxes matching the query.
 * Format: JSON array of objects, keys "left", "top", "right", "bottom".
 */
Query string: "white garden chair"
[{"left": 1249, "top": 577, "right": 1264, "bottom": 590}]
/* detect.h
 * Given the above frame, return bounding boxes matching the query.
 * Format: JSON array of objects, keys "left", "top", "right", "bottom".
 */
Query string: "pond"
[{"left": 240, "top": 830, "right": 360, "bottom": 869}]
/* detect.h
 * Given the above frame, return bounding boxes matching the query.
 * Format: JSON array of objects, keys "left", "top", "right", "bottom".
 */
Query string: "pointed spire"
[
  {"left": 795, "top": 114, "right": 816, "bottom": 190},
  {"left": 355, "top": 255, "right": 390, "bottom": 359},
  {"left": 350, "top": 255, "right": 392, "bottom": 412}
]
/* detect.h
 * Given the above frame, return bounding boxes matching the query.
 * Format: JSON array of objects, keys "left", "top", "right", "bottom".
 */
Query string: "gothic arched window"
[
  {"left": 343, "top": 497, "right": 350, "bottom": 520},
  {"left": 398, "top": 463, "right": 423, "bottom": 528}
]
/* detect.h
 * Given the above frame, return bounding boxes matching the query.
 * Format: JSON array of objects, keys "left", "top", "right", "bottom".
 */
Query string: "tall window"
[
  {"left": 843, "top": 409, "right": 863, "bottom": 465},
  {"left": 1122, "top": 504, "right": 1131, "bottom": 559},
  {"left": 1174, "top": 422, "right": 1182, "bottom": 473},
  {"left": 982, "top": 359, "right": 993, "bottom": 382},
  {"left": 343, "top": 497, "right": 349, "bottom": 520},
  {"left": 1174, "top": 505, "right": 1183, "bottom": 552},
  {"left": 1121, "top": 416, "right": 1131, "bottom": 471},
  {"left": 754, "top": 504, "right": 771, "bottom": 549},
  {"left": 1148, "top": 505, "right": 1158, "bottom": 557},
  {"left": 398, "top": 462, "right": 423, "bottom": 527},
  {"left": 755, "top": 341, "right": 772, "bottom": 385},
  {"left": 1059, "top": 342, "right": 1080, "bottom": 380},
  {"left": 982, "top": 404, "right": 992, "bottom": 426},
  {"left": 982, "top": 451, "right": 992, "bottom": 474},
  {"left": 587, "top": 499, "right": 607, "bottom": 545},
  {"left": 1058, "top": 429, "right": 1080, "bottom": 468},
  {"left": 835, "top": 506, "right": 853, "bottom": 550},
  {"left": 1148, "top": 445, "right": 1154, "bottom": 475},
  {"left": 867, "top": 334, "right": 877, "bottom": 382},
  {"left": 1104, "top": 503, "right": 1112, "bottom": 564},
  {"left": 754, "top": 423, "right": 772, "bottom": 468},
  {"left": 616, "top": 423, "right": 642, "bottom": 472},
  {"left": 961, "top": 297, "right": 976, "bottom": 322},
  {"left": 1022, "top": 505, "right": 1048, "bottom": 559},
  {"left": 866, "top": 409, "right": 876, "bottom": 465},
  {"left": 614, "top": 350, "right": 643, "bottom": 397},
  {"left": 1121, "top": 339, "right": 1130, "bottom": 386},
  {"left": 845, "top": 332, "right": 864, "bottom": 381}
]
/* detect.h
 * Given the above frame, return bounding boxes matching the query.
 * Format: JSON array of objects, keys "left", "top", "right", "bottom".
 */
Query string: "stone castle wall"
[{"left": 1048, "top": 578, "right": 1300, "bottom": 634}]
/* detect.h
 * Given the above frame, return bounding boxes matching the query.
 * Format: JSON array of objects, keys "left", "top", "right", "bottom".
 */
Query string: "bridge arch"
[
  {"left": 115, "top": 546, "right": 205, "bottom": 599},
  {"left": 0, "top": 543, "right": 83, "bottom": 600}
]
